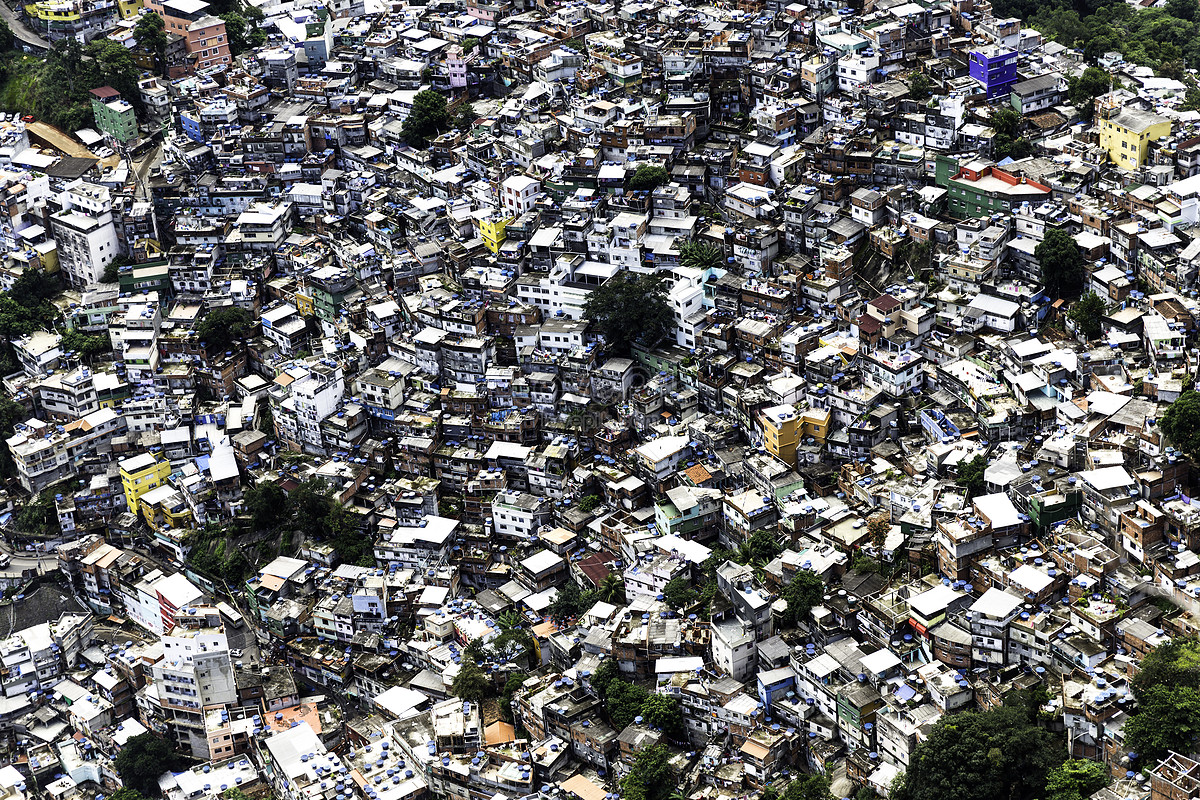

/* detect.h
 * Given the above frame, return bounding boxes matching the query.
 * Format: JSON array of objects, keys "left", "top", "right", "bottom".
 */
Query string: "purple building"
[{"left": 969, "top": 46, "right": 1018, "bottom": 100}]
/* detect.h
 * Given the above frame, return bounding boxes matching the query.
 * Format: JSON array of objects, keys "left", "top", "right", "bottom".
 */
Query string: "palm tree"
[
  {"left": 598, "top": 573, "right": 626, "bottom": 605},
  {"left": 497, "top": 611, "right": 523, "bottom": 631},
  {"left": 679, "top": 240, "right": 725, "bottom": 272}
]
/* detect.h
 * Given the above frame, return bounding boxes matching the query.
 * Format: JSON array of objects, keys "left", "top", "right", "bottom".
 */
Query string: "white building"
[
  {"left": 49, "top": 180, "right": 119, "bottom": 287},
  {"left": 500, "top": 175, "right": 541, "bottom": 216},
  {"left": 968, "top": 588, "right": 1023, "bottom": 665},
  {"left": 150, "top": 606, "right": 238, "bottom": 758}
]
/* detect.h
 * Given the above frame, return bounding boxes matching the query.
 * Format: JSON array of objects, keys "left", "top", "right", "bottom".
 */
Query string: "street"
[
  {"left": 0, "top": 538, "right": 59, "bottom": 577},
  {"left": 130, "top": 143, "right": 163, "bottom": 199},
  {"left": 0, "top": 1, "right": 49, "bottom": 51}
]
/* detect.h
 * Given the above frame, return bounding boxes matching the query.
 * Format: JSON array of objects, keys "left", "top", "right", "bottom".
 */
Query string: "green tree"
[
  {"left": 736, "top": 529, "right": 786, "bottom": 564},
  {"left": 990, "top": 107, "right": 1034, "bottom": 160},
  {"left": 598, "top": 573, "right": 626, "bottom": 604},
  {"left": 956, "top": 454, "right": 989, "bottom": 498},
  {"left": 629, "top": 164, "right": 669, "bottom": 191},
  {"left": 257, "top": 403, "right": 274, "bottom": 435},
  {"left": 591, "top": 656, "right": 619, "bottom": 700},
  {"left": 1068, "top": 66, "right": 1112, "bottom": 112},
  {"left": 1034, "top": 228, "right": 1085, "bottom": 298},
  {"left": 851, "top": 554, "right": 881, "bottom": 574},
  {"left": 548, "top": 579, "right": 591, "bottom": 624},
  {"left": 401, "top": 90, "right": 452, "bottom": 147},
  {"left": 782, "top": 774, "right": 832, "bottom": 800},
  {"left": 1068, "top": 291, "right": 1106, "bottom": 339},
  {"left": 62, "top": 328, "right": 110, "bottom": 362},
  {"left": 640, "top": 693, "right": 685, "bottom": 740},
  {"left": 457, "top": 101, "right": 477, "bottom": 131},
  {"left": 288, "top": 479, "right": 334, "bottom": 538},
  {"left": 499, "top": 671, "right": 528, "bottom": 721},
  {"left": 198, "top": 306, "right": 258, "bottom": 354},
  {"left": 992, "top": 107, "right": 1023, "bottom": 139},
  {"left": 1125, "top": 685, "right": 1200, "bottom": 767},
  {"left": 578, "top": 494, "right": 600, "bottom": 512},
  {"left": 780, "top": 569, "right": 824, "bottom": 627},
  {"left": 621, "top": 744, "right": 675, "bottom": 800},
  {"left": 221, "top": 12, "right": 266, "bottom": 55},
  {"left": 115, "top": 733, "right": 180, "bottom": 795},
  {"left": 1167, "top": 0, "right": 1198, "bottom": 19},
  {"left": 0, "top": 20, "right": 13, "bottom": 51},
  {"left": 1161, "top": 390, "right": 1200, "bottom": 454},
  {"left": 890, "top": 706, "right": 1063, "bottom": 800},
  {"left": 133, "top": 12, "right": 169, "bottom": 74},
  {"left": 88, "top": 39, "right": 144, "bottom": 112},
  {"left": 327, "top": 503, "right": 374, "bottom": 566},
  {"left": 111, "top": 789, "right": 144, "bottom": 800},
  {"left": 1125, "top": 639, "right": 1200, "bottom": 764},
  {"left": 606, "top": 678, "right": 650, "bottom": 729},
  {"left": 582, "top": 272, "right": 674, "bottom": 357},
  {"left": 0, "top": 396, "right": 29, "bottom": 476},
  {"left": 909, "top": 72, "right": 933, "bottom": 100},
  {"left": 15, "top": 489, "right": 57, "bottom": 538},
  {"left": 662, "top": 575, "right": 697, "bottom": 610},
  {"left": 245, "top": 481, "right": 287, "bottom": 531},
  {"left": 1045, "top": 760, "right": 1110, "bottom": 800},
  {"left": 452, "top": 658, "right": 489, "bottom": 703},
  {"left": 679, "top": 240, "right": 725, "bottom": 272}
]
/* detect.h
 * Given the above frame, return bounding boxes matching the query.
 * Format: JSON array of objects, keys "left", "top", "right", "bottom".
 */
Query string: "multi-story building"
[
  {"left": 149, "top": 607, "right": 237, "bottom": 758},
  {"left": 49, "top": 180, "right": 120, "bottom": 288}
]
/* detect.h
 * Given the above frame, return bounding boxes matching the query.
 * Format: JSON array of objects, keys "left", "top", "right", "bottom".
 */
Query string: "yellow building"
[
  {"left": 138, "top": 484, "right": 192, "bottom": 532},
  {"left": 119, "top": 452, "right": 171, "bottom": 511},
  {"left": 294, "top": 289, "right": 315, "bottom": 318},
  {"left": 1098, "top": 105, "right": 1171, "bottom": 171},
  {"left": 762, "top": 405, "right": 801, "bottom": 466},
  {"left": 798, "top": 408, "right": 831, "bottom": 443},
  {"left": 117, "top": 0, "right": 142, "bottom": 18},
  {"left": 478, "top": 213, "right": 512, "bottom": 254}
]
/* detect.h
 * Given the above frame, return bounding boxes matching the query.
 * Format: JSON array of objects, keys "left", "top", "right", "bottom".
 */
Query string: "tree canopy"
[
  {"left": 620, "top": 744, "right": 676, "bottom": 800},
  {"left": 133, "top": 13, "right": 169, "bottom": 74},
  {"left": 1045, "top": 759, "right": 1110, "bottom": 800},
  {"left": 1067, "top": 67, "right": 1111, "bottom": 113},
  {"left": 991, "top": 108, "right": 1034, "bottom": 160},
  {"left": 779, "top": 569, "right": 824, "bottom": 627},
  {"left": 1068, "top": 292, "right": 1106, "bottom": 339},
  {"left": 582, "top": 272, "right": 674, "bottom": 357},
  {"left": 452, "top": 658, "right": 489, "bottom": 703},
  {"left": 890, "top": 705, "right": 1063, "bottom": 800},
  {"left": 1035, "top": 229, "right": 1085, "bottom": 298},
  {"left": 629, "top": 164, "right": 670, "bottom": 191},
  {"left": 115, "top": 733, "right": 181, "bottom": 795},
  {"left": 1161, "top": 391, "right": 1200, "bottom": 455},
  {"left": 62, "top": 328, "right": 110, "bottom": 363},
  {"left": 198, "top": 306, "right": 258, "bottom": 354},
  {"left": 401, "top": 91, "right": 452, "bottom": 148},
  {"left": 909, "top": 72, "right": 933, "bottom": 100},
  {"left": 679, "top": 240, "right": 725, "bottom": 272},
  {"left": 1126, "top": 639, "right": 1200, "bottom": 765},
  {"left": 221, "top": 12, "right": 268, "bottom": 56},
  {"left": 1010, "top": 0, "right": 1200, "bottom": 74},
  {"left": 592, "top": 660, "right": 685, "bottom": 736},
  {"left": 956, "top": 454, "right": 989, "bottom": 498}
]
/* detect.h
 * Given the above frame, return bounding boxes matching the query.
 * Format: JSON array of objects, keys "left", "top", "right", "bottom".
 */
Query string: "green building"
[
  {"left": 945, "top": 160, "right": 1051, "bottom": 219},
  {"left": 308, "top": 265, "right": 356, "bottom": 322},
  {"left": 90, "top": 86, "right": 138, "bottom": 143}
]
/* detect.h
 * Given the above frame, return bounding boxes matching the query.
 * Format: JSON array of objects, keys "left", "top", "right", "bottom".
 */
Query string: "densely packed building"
[{"left": 6, "top": 0, "right": 1200, "bottom": 800}]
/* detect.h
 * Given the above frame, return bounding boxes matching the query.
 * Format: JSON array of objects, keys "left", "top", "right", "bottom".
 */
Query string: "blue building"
[
  {"left": 969, "top": 46, "right": 1018, "bottom": 99},
  {"left": 180, "top": 109, "right": 204, "bottom": 144}
]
